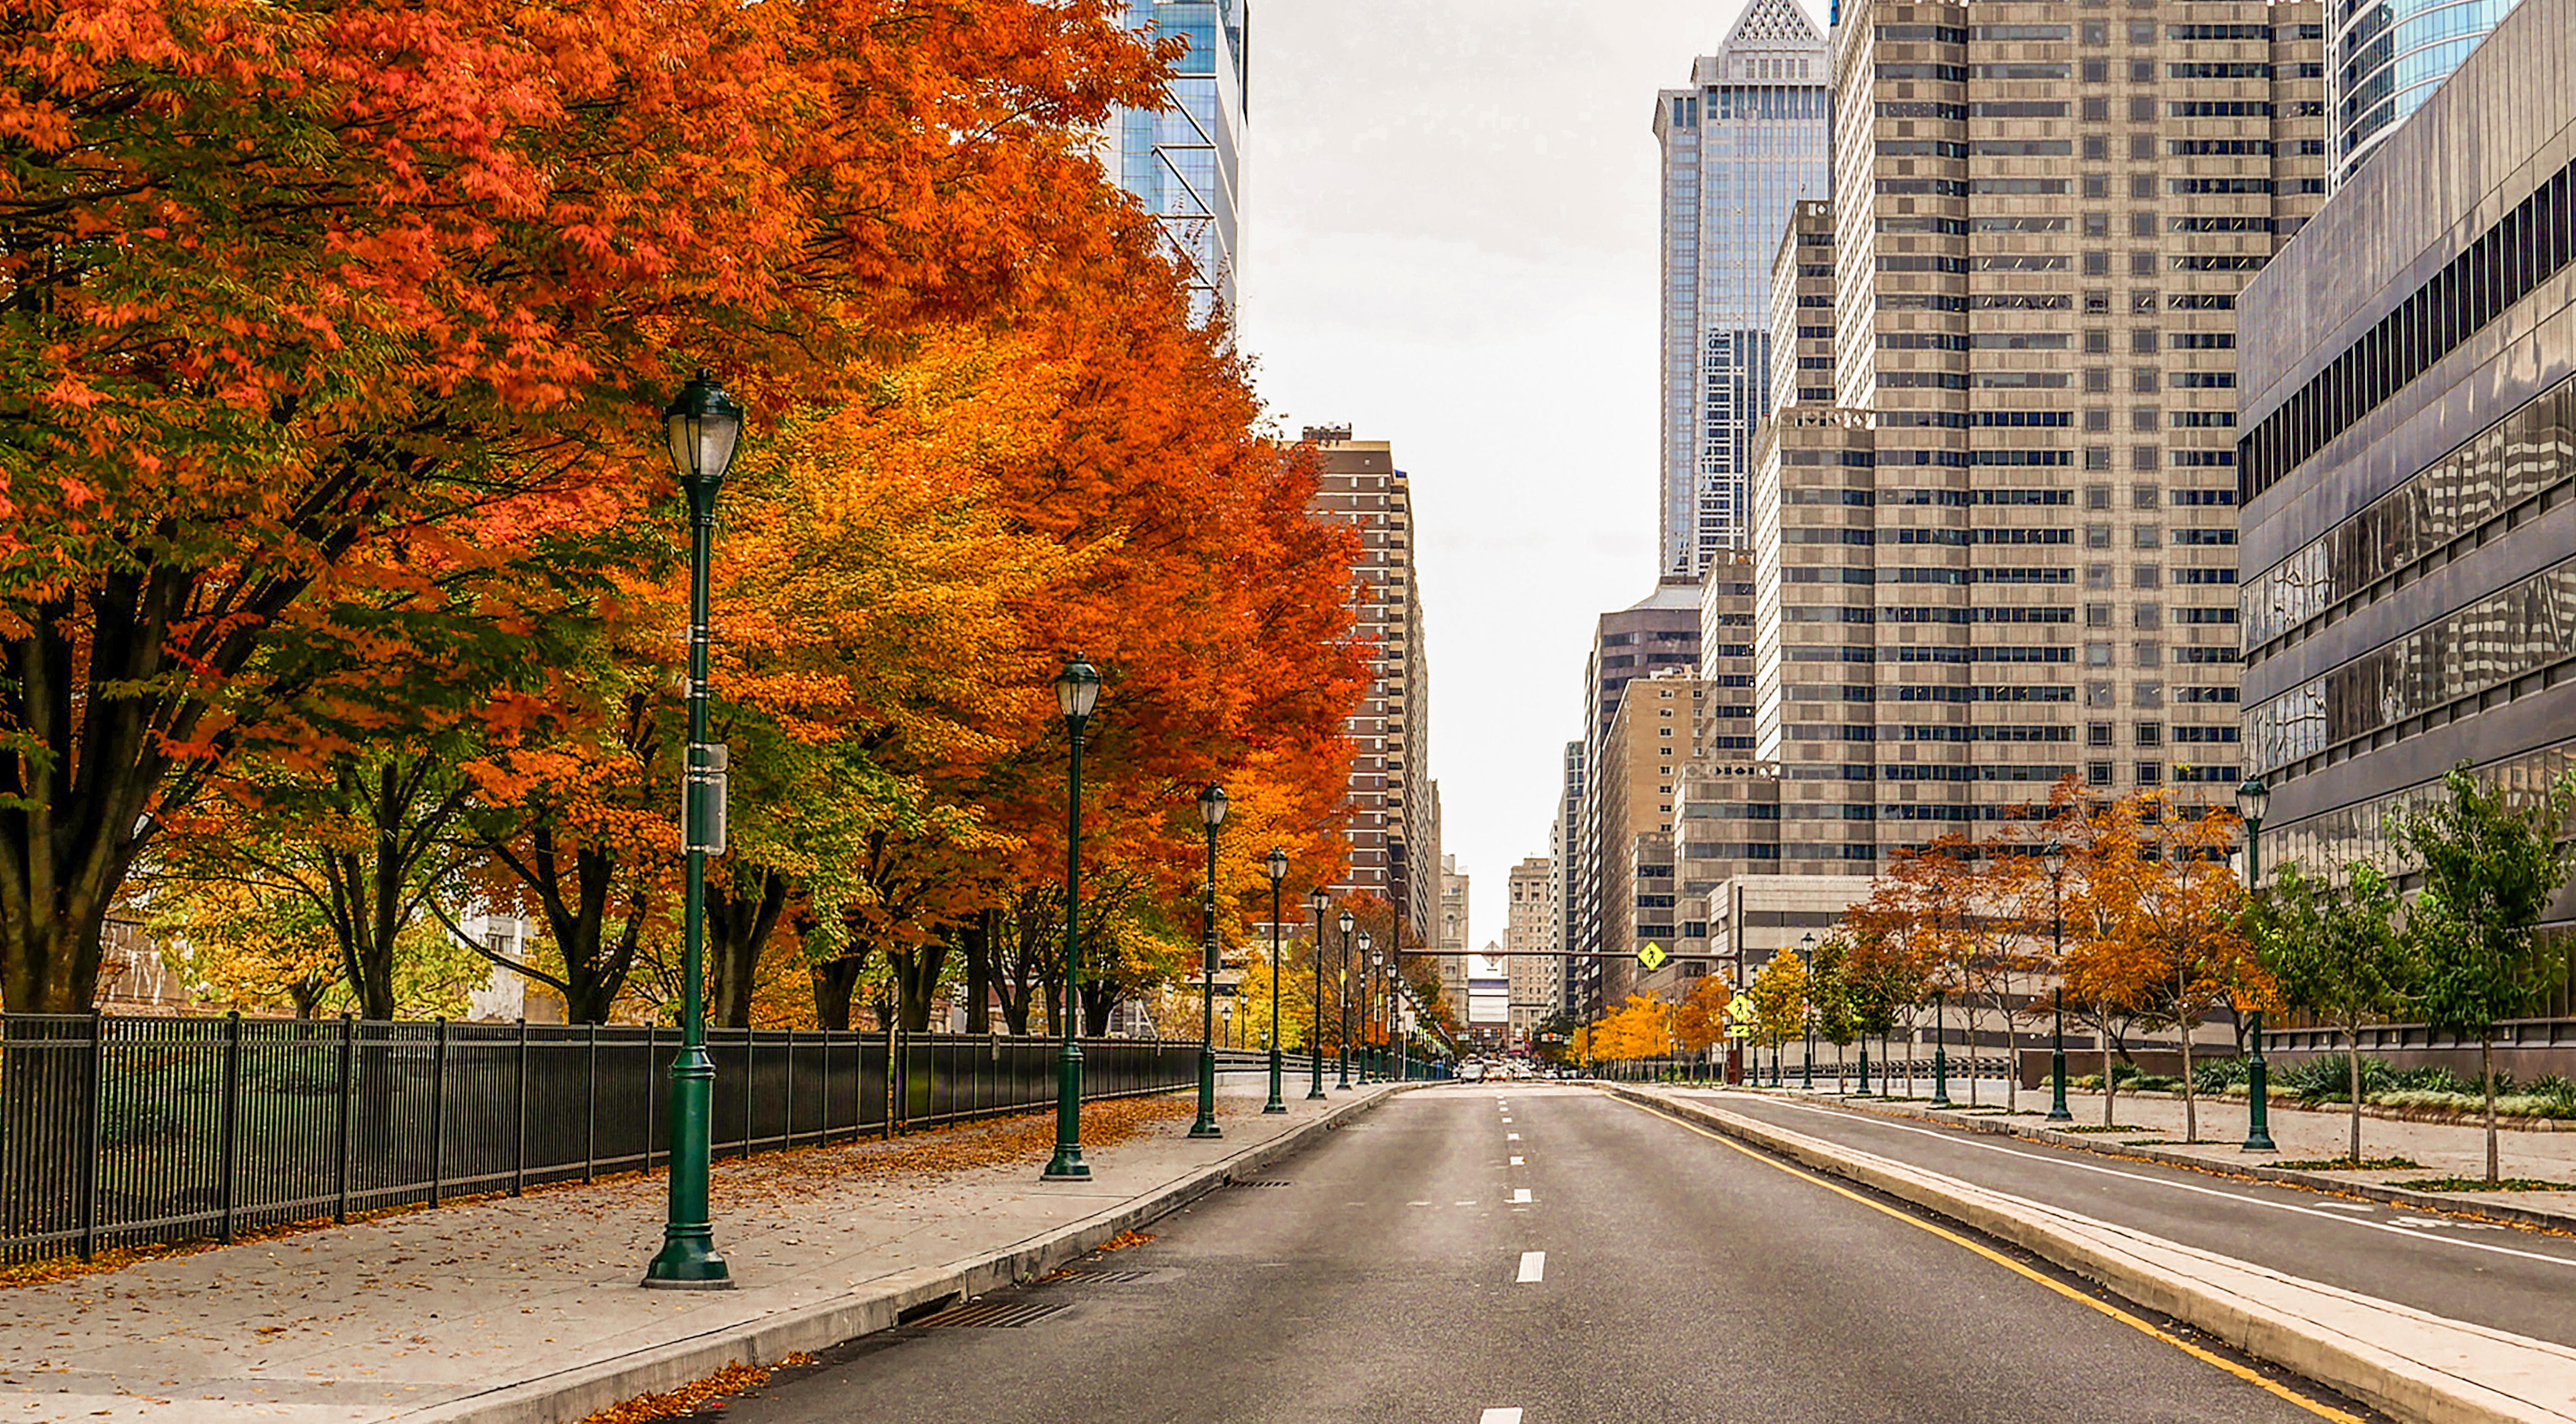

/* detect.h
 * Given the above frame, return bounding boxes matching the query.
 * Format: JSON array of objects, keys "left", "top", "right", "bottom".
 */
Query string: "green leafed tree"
[
  {"left": 2392, "top": 768, "right": 2576, "bottom": 1183},
  {"left": 2247, "top": 861, "right": 2412, "bottom": 1165}
]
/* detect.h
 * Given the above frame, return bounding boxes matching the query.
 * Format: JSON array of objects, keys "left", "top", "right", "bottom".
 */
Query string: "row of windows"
[
  {"left": 2242, "top": 160, "right": 2576, "bottom": 504},
  {"left": 2245, "top": 373, "right": 2576, "bottom": 649},
  {"left": 2247, "top": 553, "right": 2576, "bottom": 773}
]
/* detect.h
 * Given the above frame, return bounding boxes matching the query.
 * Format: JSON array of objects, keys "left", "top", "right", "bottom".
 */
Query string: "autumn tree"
[
  {"left": 1747, "top": 949, "right": 1809, "bottom": 1078},
  {"left": 1673, "top": 973, "right": 1734, "bottom": 1070},
  {"left": 0, "top": 0, "right": 1171, "bottom": 1013}
]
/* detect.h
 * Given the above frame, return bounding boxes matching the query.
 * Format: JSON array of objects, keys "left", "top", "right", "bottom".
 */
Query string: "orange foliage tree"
[{"left": 0, "top": 0, "right": 1177, "bottom": 1012}]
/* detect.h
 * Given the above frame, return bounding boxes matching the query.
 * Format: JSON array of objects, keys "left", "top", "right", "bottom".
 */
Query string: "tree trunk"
[
  {"left": 889, "top": 936, "right": 951, "bottom": 1033},
  {"left": 706, "top": 866, "right": 789, "bottom": 1029},
  {"left": 1080, "top": 979, "right": 1120, "bottom": 1036},
  {"left": 810, "top": 952, "right": 868, "bottom": 1031},
  {"left": 2483, "top": 1038, "right": 2500, "bottom": 1184},
  {"left": 2347, "top": 1024, "right": 2364, "bottom": 1165},
  {"left": 2104, "top": 1038, "right": 2117, "bottom": 1126},
  {"left": 2180, "top": 1014, "right": 2197, "bottom": 1145},
  {"left": 964, "top": 909, "right": 994, "bottom": 1034}
]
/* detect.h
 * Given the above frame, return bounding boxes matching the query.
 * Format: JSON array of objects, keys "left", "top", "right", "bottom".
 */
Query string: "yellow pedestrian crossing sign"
[{"left": 1637, "top": 941, "right": 1670, "bottom": 972}]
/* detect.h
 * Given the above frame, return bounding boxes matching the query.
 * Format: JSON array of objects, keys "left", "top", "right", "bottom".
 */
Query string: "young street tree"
[
  {"left": 2392, "top": 768, "right": 2576, "bottom": 1183},
  {"left": 2248, "top": 861, "right": 2412, "bottom": 1165}
]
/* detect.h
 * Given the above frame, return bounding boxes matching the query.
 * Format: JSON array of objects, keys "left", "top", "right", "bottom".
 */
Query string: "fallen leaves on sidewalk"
[
  {"left": 708, "top": 1095, "right": 1200, "bottom": 1205},
  {"left": 577, "top": 1354, "right": 814, "bottom": 1424},
  {"left": 0, "top": 1092, "right": 1208, "bottom": 1289}
]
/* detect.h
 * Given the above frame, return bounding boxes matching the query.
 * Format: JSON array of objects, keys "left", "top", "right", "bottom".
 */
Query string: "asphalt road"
[
  {"left": 715, "top": 1085, "right": 2380, "bottom": 1424},
  {"left": 1690, "top": 1088, "right": 2576, "bottom": 1349}
]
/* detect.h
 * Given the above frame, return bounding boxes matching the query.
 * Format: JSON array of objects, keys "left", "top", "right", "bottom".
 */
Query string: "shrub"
[{"left": 2194, "top": 1057, "right": 2250, "bottom": 1094}]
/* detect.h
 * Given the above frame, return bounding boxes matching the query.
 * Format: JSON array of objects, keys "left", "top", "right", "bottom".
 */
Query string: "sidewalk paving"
[
  {"left": 0, "top": 1073, "right": 1404, "bottom": 1424},
  {"left": 1763, "top": 1082, "right": 2576, "bottom": 1221}
]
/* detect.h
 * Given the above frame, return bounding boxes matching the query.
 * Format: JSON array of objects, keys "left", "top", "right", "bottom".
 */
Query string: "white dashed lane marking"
[
  {"left": 1480, "top": 1410, "right": 1524, "bottom": 1424},
  {"left": 1510, "top": 1188, "right": 1534, "bottom": 1204},
  {"left": 1510, "top": 1155, "right": 1525, "bottom": 1165},
  {"left": 1516, "top": 1251, "right": 1546, "bottom": 1283}
]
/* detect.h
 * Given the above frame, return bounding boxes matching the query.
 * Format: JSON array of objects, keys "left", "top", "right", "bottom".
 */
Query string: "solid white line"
[
  {"left": 1516, "top": 1251, "right": 1546, "bottom": 1283},
  {"left": 1511, "top": 1187, "right": 1534, "bottom": 1204},
  {"left": 1732, "top": 1094, "right": 2576, "bottom": 1271},
  {"left": 1480, "top": 1410, "right": 1524, "bottom": 1424}
]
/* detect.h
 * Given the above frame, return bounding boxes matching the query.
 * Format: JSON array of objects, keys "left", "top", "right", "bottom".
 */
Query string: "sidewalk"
[
  {"left": 1758, "top": 1081, "right": 2576, "bottom": 1223},
  {"left": 0, "top": 1073, "right": 1405, "bottom": 1424}
]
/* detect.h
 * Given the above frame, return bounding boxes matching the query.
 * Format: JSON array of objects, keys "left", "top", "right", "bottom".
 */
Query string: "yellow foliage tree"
[{"left": 1748, "top": 949, "right": 1809, "bottom": 1060}]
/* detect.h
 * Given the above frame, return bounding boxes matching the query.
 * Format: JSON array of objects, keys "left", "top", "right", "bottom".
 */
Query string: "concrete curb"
[
  {"left": 1606, "top": 1086, "right": 2576, "bottom": 1424},
  {"left": 402, "top": 1085, "right": 1421, "bottom": 1424},
  {"left": 1736, "top": 1086, "right": 2576, "bottom": 1234}
]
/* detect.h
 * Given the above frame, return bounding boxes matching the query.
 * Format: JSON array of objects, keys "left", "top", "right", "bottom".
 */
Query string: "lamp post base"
[
  {"left": 1190, "top": 1048, "right": 1222, "bottom": 1138},
  {"left": 641, "top": 1238, "right": 733, "bottom": 1290},
  {"left": 2242, "top": 1017, "right": 2277, "bottom": 1151},
  {"left": 1264, "top": 1046, "right": 1288, "bottom": 1114},
  {"left": 1042, "top": 1151, "right": 1093, "bottom": 1181}
]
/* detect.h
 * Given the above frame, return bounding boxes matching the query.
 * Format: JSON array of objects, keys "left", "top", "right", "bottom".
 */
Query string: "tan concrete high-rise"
[
  {"left": 1305, "top": 428, "right": 1438, "bottom": 944},
  {"left": 1436, "top": 855, "right": 1470, "bottom": 1018},
  {"left": 1739, "top": 0, "right": 2325, "bottom": 870},
  {"left": 1505, "top": 856, "right": 1559, "bottom": 1045}
]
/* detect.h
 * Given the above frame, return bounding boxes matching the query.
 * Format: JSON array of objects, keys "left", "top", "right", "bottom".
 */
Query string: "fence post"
[
  {"left": 429, "top": 1018, "right": 449, "bottom": 1208},
  {"left": 883, "top": 1021, "right": 897, "bottom": 1140},
  {"left": 783, "top": 1028, "right": 796, "bottom": 1151},
  {"left": 636, "top": 1020, "right": 649, "bottom": 1164},
  {"left": 512, "top": 1018, "right": 529, "bottom": 1197},
  {"left": 742, "top": 1027, "right": 756, "bottom": 1161},
  {"left": 333, "top": 1015, "right": 355, "bottom": 1224},
  {"left": 218, "top": 1011, "right": 243, "bottom": 1244},
  {"left": 819, "top": 1029, "right": 833, "bottom": 1147},
  {"left": 583, "top": 1021, "right": 598, "bottom": 1184},
  {"left": 79, "top": 1012, "right": 103, "bottom": 1262}
]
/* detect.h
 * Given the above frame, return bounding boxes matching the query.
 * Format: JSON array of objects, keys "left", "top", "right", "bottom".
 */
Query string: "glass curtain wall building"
[
  {"left": 1114, "top": 1, "right": 1248, "bottom": 322},
  {"left": 2239, "top": 0, "right": 2576, "bottom": 936},
  {"left": 1654, "top": 0, "right": 1831, "bottom": 580},
  {"left": 2331, "top": 0, "right": 2521, "bottom": 184}
]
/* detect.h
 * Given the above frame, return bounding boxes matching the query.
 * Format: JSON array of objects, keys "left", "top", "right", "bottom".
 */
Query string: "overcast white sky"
[{"left": 1239, "top": 0, "right": 1762, "bottom": 942}]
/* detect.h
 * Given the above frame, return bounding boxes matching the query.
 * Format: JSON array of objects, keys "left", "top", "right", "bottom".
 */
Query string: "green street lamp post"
[
  {"left": 2044, "top": 839, "right": 2073, "bottom": 1123},
  {"left": 1263, "top": 849, "right": 1291, "bottom": 1114},
  {"left": 1931, "top": 989, "right": 1953, "bottom": 1108},
  {"left": 1308, "top": 889, "right": 1331, "bottom": 1099},
  {"left": 1335, "top": 910, "right": 1355, "bottom": 1090},
  {"left": 1192, "top": 784, "right": 1229, "bottom": 1139},
  {"left": 1368, "top": 941, "right": 1386, "bottom": 1080},
  {"left": 2237, "top": 775, "right": 2277, "bottom": 1152},
  {"left": 644, "top": 371, "right": 745, "bottom": 1293},
  {"left": 1220, "top": 999, "right": 1235, "bottom": 1052},
  {"left": 1356, "top": 932, "right": 1376, "bottom": 1079},
  {"left": 1043, "top": 658, "right": 1103, "bottom": 1181}
]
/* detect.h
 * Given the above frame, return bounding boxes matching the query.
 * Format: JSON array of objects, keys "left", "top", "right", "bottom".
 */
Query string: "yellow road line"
[{"left": 1619, "top": 1097, "right": 2364, "bottom": 1424}]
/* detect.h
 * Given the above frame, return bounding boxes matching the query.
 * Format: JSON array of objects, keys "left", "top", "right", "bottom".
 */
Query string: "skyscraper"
[
  {"left": 1736, "top": 0, "right": 2329, "bottom": 874},
  {"left": 1654, "top": 0, "right": 1832, "bottom": 578},
  {"left": 2330, "top": 0, "right": 2520, "bottom": 185},
  {"left": 1112, "top": 1, "right": 1248, "bottom": 321},
  {"left": 1305, "top": 428, "right": 1436, "bottom": 944}
]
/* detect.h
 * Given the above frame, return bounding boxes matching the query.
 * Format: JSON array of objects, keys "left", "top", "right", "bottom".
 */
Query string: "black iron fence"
[{"left": 0, "top": 1013, "right": 1212, "bottom": 1266}]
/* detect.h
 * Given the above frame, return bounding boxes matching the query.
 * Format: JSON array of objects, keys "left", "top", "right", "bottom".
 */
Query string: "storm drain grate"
[
  {"left": 916, "top": 1299, "right": 1070, "bottom": 1329},
  {"left": 1050, "top": 1268, "right": 1155, "bottom": 1284},
  {"left": 1230, "top": 1180, "right": 1294, "bottom": 1188}
]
